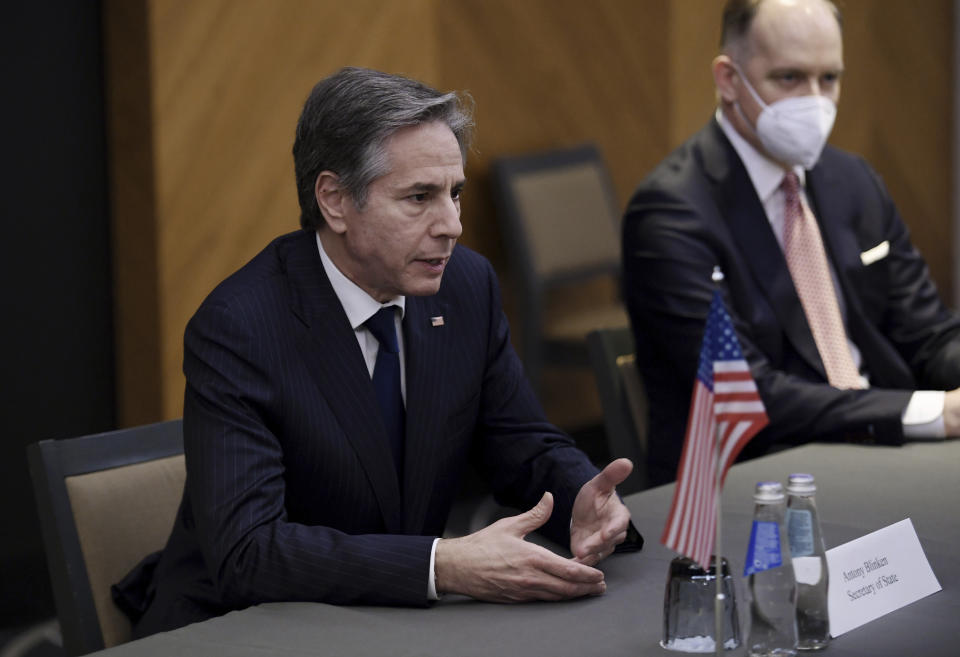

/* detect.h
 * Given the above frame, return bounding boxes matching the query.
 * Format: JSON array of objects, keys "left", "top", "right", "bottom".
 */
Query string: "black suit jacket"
[
  {"left": 623, "top": 120, "right": 960, "bottom": 485},
  {"left": 132, "top": 229, "right": 602, "bottom": 635}
]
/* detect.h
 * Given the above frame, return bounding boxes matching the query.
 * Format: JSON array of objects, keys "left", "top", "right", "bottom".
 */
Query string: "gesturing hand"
[
  {"left": 434, "top": 492, "right": 606, "bottom": 602},
  {"left": 570, "top": 458, "right": 633, "bottom": 566}
]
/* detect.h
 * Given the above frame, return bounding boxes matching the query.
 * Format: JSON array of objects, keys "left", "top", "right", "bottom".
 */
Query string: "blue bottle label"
[
  {"left": 786, "top": 508, "right": 814, "bottom": 557},
  {"left": 744, "top": 520, "right": 782, "bottom": 576}
]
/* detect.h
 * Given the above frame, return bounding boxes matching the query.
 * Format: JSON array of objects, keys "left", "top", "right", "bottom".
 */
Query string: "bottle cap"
[
  {"left": 787, "top": 473, "right": 816, "bottom": 495},
  {"left": 753, "top": 480, "right": 784, "bottom": 502}
]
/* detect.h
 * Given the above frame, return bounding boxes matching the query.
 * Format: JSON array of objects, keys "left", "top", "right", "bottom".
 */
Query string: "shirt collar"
[
  {"left": 315, "top": 231, "right": 405, "bottom": 330},
  {"left": 715, "top": 108, "right": 806, "bottom": 203}
]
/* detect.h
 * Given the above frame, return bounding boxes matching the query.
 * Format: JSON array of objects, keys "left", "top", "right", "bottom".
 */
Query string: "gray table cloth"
[{"left": 96, "top": 441, "right": 959, "bottom": 657}]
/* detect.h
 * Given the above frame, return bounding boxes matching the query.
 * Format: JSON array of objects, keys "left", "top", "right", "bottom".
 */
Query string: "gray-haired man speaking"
[{"left": 117, "top": 67, "right": 640, "bottom": 636}]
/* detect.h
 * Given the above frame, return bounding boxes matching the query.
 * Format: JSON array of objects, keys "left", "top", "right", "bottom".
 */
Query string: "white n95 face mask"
[{"left": 733, "top": 65, "right": 836, "bottom": 169}]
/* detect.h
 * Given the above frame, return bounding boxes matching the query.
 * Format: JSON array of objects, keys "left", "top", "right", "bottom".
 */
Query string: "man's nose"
[{"left": 434, "top": 197, "right": 463, "bottom": 239}]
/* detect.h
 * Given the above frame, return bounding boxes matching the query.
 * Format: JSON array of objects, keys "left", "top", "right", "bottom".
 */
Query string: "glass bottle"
[
  {"left": 745, "top": 481, "right": 798, "bottom": 657},
  {"left": 786, "top": 474, "right": 830, "bottom": 650}
]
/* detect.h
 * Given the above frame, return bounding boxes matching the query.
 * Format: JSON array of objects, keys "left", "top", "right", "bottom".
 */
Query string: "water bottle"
[
  {"left": 745, "top": 481, "right": 798, "bottom": 657},
  {"left": 786, "top": 474, "right": 830, "bottom": 650}
]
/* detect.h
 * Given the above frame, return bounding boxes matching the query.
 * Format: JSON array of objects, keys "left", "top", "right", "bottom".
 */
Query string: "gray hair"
[{"left": 293, "top": 67, "right": 474, "bottom": 230}]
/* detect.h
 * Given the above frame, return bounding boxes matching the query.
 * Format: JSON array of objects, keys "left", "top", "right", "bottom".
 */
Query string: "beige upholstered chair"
[
  {"left": 490, "top": 144, "right": 628, "bottom": 395},
  {"left": 586, "top": 328, "right": 648, "bottom": 494},
  {"left": 27, "top": 420, "right": 184, "bottom": 655}
]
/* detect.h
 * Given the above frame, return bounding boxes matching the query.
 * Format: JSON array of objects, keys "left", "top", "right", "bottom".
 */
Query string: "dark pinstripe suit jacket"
[{"left": 132, "top": 229, "right": 599, "bottom": 636}]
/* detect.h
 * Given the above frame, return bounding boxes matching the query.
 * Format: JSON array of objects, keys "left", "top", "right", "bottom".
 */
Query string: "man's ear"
[
  {"left": 712, "top": 55, "right": 738, "bottom": 105},
  {"left": 315, "top": 171, "right": 349, "bottom": 234}
]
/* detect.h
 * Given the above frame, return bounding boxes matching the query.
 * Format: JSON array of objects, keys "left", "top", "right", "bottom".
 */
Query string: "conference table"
[{"left": 97, "top": 441, "right": 959, "bottom": 657}]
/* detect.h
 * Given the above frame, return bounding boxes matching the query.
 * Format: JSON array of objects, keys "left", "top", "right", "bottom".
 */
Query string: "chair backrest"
[
  {"left": 586, "top": 328, "right": 648, "bottom": 494},
  {"left": 490, "top": 143, "right": 621, "bottom": 289},
  {"left": 27, "top": 419, "right": 185, "bottom": 655},
  {"left": 491, "top": 144, "right": 626, "bottom": 397}
]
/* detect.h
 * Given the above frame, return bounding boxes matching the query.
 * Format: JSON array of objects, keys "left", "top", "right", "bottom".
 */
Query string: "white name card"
[{"left": 825, "top": 518, "right": 941, "bottom": 636}]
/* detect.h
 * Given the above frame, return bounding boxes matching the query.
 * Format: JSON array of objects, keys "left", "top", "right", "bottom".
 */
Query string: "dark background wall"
[{"left": 0, "top": 1, "right": 115, "bottom": 625}]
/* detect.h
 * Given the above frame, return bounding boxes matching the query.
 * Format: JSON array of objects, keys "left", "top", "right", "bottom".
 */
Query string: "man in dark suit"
[
  {"left": 623, "top": 0, "right": 960, "bottom": 486},
  {"left": 124, "top": 67, "right": 638, "bottom": 636}
]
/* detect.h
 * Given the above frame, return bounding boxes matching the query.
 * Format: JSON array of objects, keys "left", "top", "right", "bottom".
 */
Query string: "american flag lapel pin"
[{"left": 430, "top": 316, "right": 445, "bottom": 327}]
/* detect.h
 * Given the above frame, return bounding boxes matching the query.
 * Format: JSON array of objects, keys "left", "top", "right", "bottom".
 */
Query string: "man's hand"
[
  {"left": 434, "top": 492, "right": 606, "bottom": 602},
  {"left": 943, "top": 388, "right": 960, "bottom": 436},
  {"left": 569, "top": 458, "right": 633, "bottom": 566}
]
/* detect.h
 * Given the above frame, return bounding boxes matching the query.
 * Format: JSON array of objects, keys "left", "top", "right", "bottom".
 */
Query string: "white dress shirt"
[
  {"left": 716, "top": 111, "right": 945, "bottom": 438},
  {"left": 315, "top": 232, "right": 442, "bottom": 598}
]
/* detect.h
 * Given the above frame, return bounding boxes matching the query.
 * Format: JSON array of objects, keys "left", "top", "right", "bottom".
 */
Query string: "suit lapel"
[
  {"left": 698, "top": 122, "right": 827, "bottom": 379},
  {"left": 805, "top": 163, "right": 864, "bottom": 296},
  {"left": 282, "top": 231, "right": 404, "bottom": 533},
  {"left": 805, "top": 162, "right": 885, "bottom": 375},
  {"left": 401, "top": 294, "right": 452, "bottom": 533}
]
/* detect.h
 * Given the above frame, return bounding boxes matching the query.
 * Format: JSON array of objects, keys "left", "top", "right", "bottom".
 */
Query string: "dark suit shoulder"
[
  {"left": 442, "top": 243, "right": 495, "bottom": 279},
  {"left": 197, "top": 230, "right": 307, "bottom": 309},
  {"left": 632, "top": 131, "right": 705, "bottom": 196},
  {"left": 814, "top": 144, "right": 890, "bottom": 198},
  {"left": 434, "top": 244, "right": 498, "bottom": 303},
  {"left": 627, "top": 122, "right": 726, "bottom": 223},
  {"left": 182, "top": 230, "right": 319, "bottom": 358},
  {"left": 817, "top": 142, "right": 870, "bottom": 169}
]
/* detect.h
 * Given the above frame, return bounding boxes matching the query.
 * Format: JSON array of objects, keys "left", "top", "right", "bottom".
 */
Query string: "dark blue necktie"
[{"left": 365, "top": 306, "right": 405, "bottom": 483}]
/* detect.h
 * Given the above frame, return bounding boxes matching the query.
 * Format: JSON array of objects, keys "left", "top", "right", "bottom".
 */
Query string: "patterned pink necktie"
[{"left": 781, "top": 172, "right": 863, "bottom": 389}]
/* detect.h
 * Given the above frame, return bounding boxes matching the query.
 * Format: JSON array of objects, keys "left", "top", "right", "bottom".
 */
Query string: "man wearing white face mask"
[{"left": 623, "top": 0, "right": 960, "bottom": 486}]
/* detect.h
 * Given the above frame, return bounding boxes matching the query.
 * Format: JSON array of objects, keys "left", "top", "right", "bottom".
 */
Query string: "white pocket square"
[{"left": 860, "top": 240, "right": 890, "bottom": 265}]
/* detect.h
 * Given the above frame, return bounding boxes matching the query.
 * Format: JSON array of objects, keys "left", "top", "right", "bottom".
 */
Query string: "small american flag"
[
  {"left": 430, "top": 316, "right": 445, "bottom": 327},
  {"left": 661, "top": 289, "right": 769, "bottom": 569}
]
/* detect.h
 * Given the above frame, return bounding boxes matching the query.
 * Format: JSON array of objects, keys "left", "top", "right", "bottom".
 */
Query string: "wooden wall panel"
[
  {"left": 437, "top": 0, "right": 671, "bottom": 266},
  {"left": 105, "top": 0, "right": 954, "bottom": 427},
  {"left": 668, "top": 0, "right": 722, "bottom": 149}
]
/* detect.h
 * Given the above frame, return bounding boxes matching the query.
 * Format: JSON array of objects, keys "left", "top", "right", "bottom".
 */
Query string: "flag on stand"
[{"left": 661, "top": 289, "right": 769, "bottom": 569}]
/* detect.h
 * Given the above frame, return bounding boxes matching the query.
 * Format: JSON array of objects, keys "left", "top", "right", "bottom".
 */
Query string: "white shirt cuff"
[
  {"left": 902, "top": 390, "right": 946, "bottom": 439},
  {"left": 427, "top": 537, "right": 440, "bottom": 600}
]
